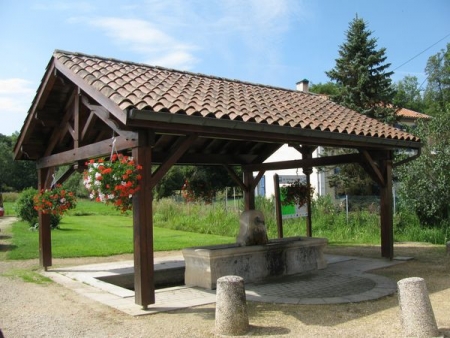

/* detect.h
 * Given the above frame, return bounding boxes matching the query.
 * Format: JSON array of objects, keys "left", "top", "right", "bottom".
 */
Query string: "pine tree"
[{"left": 326, "top": 16, "right": 396, "bottom": 124}]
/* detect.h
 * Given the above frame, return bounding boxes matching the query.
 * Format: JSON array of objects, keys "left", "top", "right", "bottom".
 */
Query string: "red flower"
[{"left": 83, "top": 154, "right": 142, "bottom": 212}]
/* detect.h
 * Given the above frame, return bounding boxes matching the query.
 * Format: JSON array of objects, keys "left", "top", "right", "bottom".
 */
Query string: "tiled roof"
[
  {"left": 396, "top": 107, "right": 431, "bottom": 120},
  {"left": 54, "top": 50, "right": 420, "bottom": 142}
]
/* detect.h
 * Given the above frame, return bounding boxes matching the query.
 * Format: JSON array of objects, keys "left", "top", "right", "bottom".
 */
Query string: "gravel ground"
[{"left": 1, "top": 216, "right": 449, "bottom": 337}]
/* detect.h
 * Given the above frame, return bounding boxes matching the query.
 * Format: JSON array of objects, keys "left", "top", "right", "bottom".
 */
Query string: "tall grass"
[{"left": 153, "top": 195, "right": 449, "bottom": 245}]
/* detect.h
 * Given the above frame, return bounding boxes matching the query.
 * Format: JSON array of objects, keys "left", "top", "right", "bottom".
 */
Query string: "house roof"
[
  {"left": 396, "top": 107, "right": 431, "bottom": 120},
  {"left": 14, "top": 50, "right": 421, "bottom": 166}
]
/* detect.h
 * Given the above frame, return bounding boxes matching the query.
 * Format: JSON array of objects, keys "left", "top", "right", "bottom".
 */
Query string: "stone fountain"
[{"left": 182, "top": 210, "right": 327, "bottom": 289}]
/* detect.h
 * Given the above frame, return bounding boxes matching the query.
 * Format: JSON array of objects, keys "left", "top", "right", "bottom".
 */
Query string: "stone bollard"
[
  {"left": 397, "top": 277, "right": 439, "bottom": 337},
  {"left": 215, "top": 275, "right": 249, "bottom": 336},
  {"left": 446, "top": 241, "right": 450, "bottom": 256}
]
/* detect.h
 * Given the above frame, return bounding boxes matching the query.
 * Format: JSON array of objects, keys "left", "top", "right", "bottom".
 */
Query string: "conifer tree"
[{"left": 326, "top": 16, "right": 396, "bottom": 124}]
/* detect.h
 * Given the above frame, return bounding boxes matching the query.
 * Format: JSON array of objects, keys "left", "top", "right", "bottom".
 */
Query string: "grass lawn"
[{"left": 7, "top": 199, "right": 234, "bottom": 260}]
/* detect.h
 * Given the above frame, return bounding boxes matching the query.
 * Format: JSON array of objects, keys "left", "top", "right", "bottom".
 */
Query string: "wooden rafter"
[
  {"left": 150, "top": 134, "right": 198, "bottom": 189},
  {"left": 360, "top": 150, "right": 385, "bottom": 186},
  {"left": 43, "top": 88, "right": 78, "bottom": 156},
  {"left": 81, "top": 96, "right": 137, "bottom": 140},
  {"left": 243, "top": 153, "right": 362, "bottom": 172}
]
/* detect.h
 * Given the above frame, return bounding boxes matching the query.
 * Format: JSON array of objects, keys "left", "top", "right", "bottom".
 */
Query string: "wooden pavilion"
[{"left": 14, "top": 50, "right": 421, "bottom": 308}]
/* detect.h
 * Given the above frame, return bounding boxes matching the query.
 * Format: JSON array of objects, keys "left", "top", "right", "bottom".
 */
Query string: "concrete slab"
[{"left": 42, "top": 254, "right": 402, "bottom": 316}]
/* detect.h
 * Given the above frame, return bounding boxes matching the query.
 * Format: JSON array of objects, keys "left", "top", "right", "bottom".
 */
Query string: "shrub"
[{"left": 16, "top": 187, "right": 61, "bottom": 229}]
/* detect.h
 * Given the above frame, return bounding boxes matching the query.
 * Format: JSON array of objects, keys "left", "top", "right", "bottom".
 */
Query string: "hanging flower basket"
[
  {"left": 83, "top": 154, "right": 143, "bottom": 212},
  {"left": 33, "top": 184, "right": 77, "bottom": 215},
  {"left": 280, "top": 179, "right": 314, "bottom": 208},
  {"left": 181, "top": 178, "right": 214, "bottom": 204}
]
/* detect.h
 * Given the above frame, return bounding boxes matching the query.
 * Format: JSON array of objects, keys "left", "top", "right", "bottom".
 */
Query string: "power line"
[{"left": 392, "top": 32, "right": 450, "bottom": 72}]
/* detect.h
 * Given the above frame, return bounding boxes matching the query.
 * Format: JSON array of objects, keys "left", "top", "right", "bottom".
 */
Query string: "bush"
[{"left": 15, "top": 187, "right": 61, "bottom": 229}]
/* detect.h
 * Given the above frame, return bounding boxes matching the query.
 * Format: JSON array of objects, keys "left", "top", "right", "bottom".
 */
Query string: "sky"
[{"left": 0, "top": 0, "right": 449, "bottom": 136}]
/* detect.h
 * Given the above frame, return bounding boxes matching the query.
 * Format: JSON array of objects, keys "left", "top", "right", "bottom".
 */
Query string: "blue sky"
[{"left": 0, "top": 0, "right": 449, "bottom": 135}]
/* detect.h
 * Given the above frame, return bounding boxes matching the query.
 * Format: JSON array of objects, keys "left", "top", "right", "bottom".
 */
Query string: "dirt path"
[{"left": 1, "top": 217, "right": 449, "bottom": 337}]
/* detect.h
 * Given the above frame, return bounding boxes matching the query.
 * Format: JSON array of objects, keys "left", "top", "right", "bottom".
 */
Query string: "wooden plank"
[
  {"left": 132, "top": 132, "right": 155, "bottom": 308},
  {"left": 81, "top": 96, "right": 137, "bottom": 140},
  {"left": 223, "top": 165, "right": 246, "bottom": 191},
  {"left": 273, "top": 174, "right": 283, "bottom": 238},
  {"left": 126, "top": 115, "right": 420, "bottom": 150},
  {"left": 380, "top": 153, "right": 394, "bottom": 259},
  {"left": 54, "top": 59, "right": 128, "bottom": 125},
  {"left": 74, "top": 90, "right": 80, "bottom": 148},
  {"left": 13, "top": 61, "right": 57, "bottom": 159},
  {"left": 150, "top": 134, "right": 198, "bottom": 189},
  {"left": 243, "top": 171, "right": 255, "bottom": 210},
  {"left": 36, "top": 136, "right": 138, "bottom": 169},
  {"left": 360, "top": 150, "right": 385, "bottom": 186},
  {"left": 243, "top": 153, "right": 362, "bottom": 172},
  {"left": 251, "top": 170, "right": 266, "bottom": 190},
  {"left": 38, "top": 168, "right": 52, "bottom": 269}
]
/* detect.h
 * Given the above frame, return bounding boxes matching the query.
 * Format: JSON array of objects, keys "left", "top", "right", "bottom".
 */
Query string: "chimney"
[{"left": 296, "top": 79, "right": 309, "bottom": 92}]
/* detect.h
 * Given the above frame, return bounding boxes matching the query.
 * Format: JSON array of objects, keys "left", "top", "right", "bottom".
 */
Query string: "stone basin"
[{"left": 182, "top": 236, "right": 327, "bottom": 289}]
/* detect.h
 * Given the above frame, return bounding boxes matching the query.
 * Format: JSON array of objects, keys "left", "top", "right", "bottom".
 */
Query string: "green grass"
[
  {"left": 8, "top": 215, "right": 234, "bottom": 260},
  {"left": 2, "top": 201, "right": 17, "bottom": 216},
  {"left": 6, "top": 198, "right": 235, "bottom": 260},
  {"left": 2, "top": 269, "right": 52, "bottom": 284},
  {"left": 4, "top": 195, "right": 448, "bottom": 261}
]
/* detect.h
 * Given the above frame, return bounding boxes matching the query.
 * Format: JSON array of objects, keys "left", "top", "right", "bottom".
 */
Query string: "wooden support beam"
[
  {"left": 37, "top": 136, "right": 138, "bottom": 169},
  {"left": 223, "top": 165, "right": 246, "bottom": 191},
  {"left": 81, "top": 96, "right": 137, "bottom": 140},
  {"left": 74, "top": 90, "right": 80, "bottom": 148},
  {"left": 38, "top": 167, "right": 53, "bottom": 269},
  {"left": 243, "top": 170, "right": 255, "bottom": 211},
  {"left": 298, "top": 146, "right": 314, "bottom": 238},
  {"left": 380, "top": 152, "right": 394, "bottom": 259},
  {"left": 44, "top": 89, "right": 78, "bottom": 156},
  {"left": 54, "top": 166, "right": 76, "bottom": 186},
  {"left": 150, "top": 134, "right": 198, "bottom": 189},
  {"left": 360, "top": 150, "right": 385, "bottom": 186},
  {"left": 243, "top": 153, "right": 362, "bottom": 172},
  {"left": 273, "top": 174, "right": 283, "bottom": 238},
  {"left": 132, "top": 131, "right": 155, "bottom": 308}
]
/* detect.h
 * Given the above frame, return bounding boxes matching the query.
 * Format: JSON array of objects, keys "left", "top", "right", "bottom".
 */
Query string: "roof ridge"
[{"left": 53, "top": 49, "right": 321, "bottom": 96}]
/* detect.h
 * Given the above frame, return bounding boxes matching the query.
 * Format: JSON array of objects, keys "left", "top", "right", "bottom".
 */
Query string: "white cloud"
[
  {"left": 88, "top": 17, "right": 199, "bottom": 70},
  {"left": 33, "top": 1, "right": 95, "bottom": 12},
  {"left": 146, "top": 51, "right": 198, "bottom": 70},
  {"left": 0, "top": 78, "right": 35, "bottom": 134},
  {"left": 0, "top": 78, "right": 34, "bottom": 95}
]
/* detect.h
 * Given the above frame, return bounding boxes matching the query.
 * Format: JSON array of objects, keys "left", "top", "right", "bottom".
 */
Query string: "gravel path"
[{"left": 1, "top": 216, "right": 449, "bottom": 337}]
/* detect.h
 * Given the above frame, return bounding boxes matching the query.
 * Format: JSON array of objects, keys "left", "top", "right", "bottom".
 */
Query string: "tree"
[
  {"left": 396, "top": 114, "right": 450, "bottom": 227},
  {"left": 324, "top": 16, "right": 396, "bottom": 195},
  {"left": 326, "top": 16, "right": 396, "bottom": 124},
  {"left": 154, "top": 165, "right": 241, "bottom": 201},
  {"left": 0, "top": 133, "right": 37, "bottom": 191},
  {"left": 423, "top": 43, "right": 450, "bottom": 116},
  {"left": 309, "top": 82, "right": 340, "bottom": 96},
  {"left": 393, "top": 75, "right": 425, "bottom": 113}
]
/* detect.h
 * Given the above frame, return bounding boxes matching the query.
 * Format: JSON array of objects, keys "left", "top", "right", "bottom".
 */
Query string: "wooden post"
[
  {"left": 243, "top": 170, "right": 255, "bottom": 211},
  {"left": 304, "top": 167, "right": 313, "bottom": 237},
  {"left": 38, "top": 168, "right": 52, "bottom": 269},
  {"left": 380, "top": 152, "right": 394, "bottom": 259},
  {"left": 273, "top": 174, "right": 283, "bottom": 238},
  {"left": 132, "top": 131, "right": 155, "bottom": 308}
]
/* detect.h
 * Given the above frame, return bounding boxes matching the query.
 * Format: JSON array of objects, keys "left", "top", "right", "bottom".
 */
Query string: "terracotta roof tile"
[
  {"left": 53, "top": 50, "right": 421, "bottom": 143},
  {"left": 396, "top": 107, "right": 431, "bottom": 119}
]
